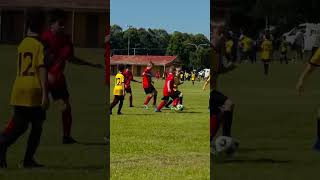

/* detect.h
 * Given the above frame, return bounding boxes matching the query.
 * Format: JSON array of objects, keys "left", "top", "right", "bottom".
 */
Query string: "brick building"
[{"left": 0, "top": 0, "right": 109, "bottom": 47}]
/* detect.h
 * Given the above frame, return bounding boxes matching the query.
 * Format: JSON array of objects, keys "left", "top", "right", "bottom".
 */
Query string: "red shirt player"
[
  {"left": 155, "top": 66, "right": 175, "bottom": 112},
  {"left": 123, "top": 64, "right": 141, "bottom": 107},
  {"left": 142, "top": 62, "right": 158, "bottom": 109},
  {"left": 41, "top": 9, "right": 77, "bottom": 144}
]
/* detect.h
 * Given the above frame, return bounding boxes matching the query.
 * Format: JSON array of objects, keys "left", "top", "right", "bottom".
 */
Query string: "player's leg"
[
  {"left": 117, "top": 96, "right": 124, "bottom": 114},
  {"left": 155, "top": 96, "right": 169, "bottom": 112},
  {"left": 50, "top": 76, "right": 77, "bottom": 144},
  {"left": 23, "top": 107, "right": 45, "bottom": 167},
  {"left": 0, "top": 107, "right": 30, "bottom": 168},
  {"left": 143, "top": 88, "right": 153, "bottom": 108},
  {"left": 152, "top": 87, "right": 158, "bottom": 107},
  {"left": 110, "top": 96, "right": 120, "bottom": 113},
  {"left": 125, "top": 88, "right": 133, "bottom": 107},
  {"left": 313, "top": 107, "right": 320, "bottom": 150},
  {"left": 221, "top": 99, "right": 235, "bottom": 137},
  {"left": 263, "top": 61, "right": 269, "bottom": 75}
]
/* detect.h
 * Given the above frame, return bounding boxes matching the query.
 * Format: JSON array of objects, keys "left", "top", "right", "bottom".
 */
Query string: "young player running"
[
  {"left": 165, "top": 67, "right": 184, "bottom": 109},
  {"left": 209, "top": 48, "right": 237, "bottom": 154},
  {"left": 155, "top": 66, "right": 175, "bottom": 112},
  {"left": 142, "top": 62, "right": 158, "bottom": 109},
  {"left": 41, "top": 9, "right": 101, "bottom": 144},
  {"left": 296, "top": 47, "right": 320, "bottom": 151},
  {"left": 260, "top": 34, "right": 273, "bottom": 76},
  {"left": 0, "top": 9, "right": 49, "bottom": 168},
  {"left": 191, "top": 72, "right": 196, "bottom": 85},
  {"left": 123, "top": 65, "right": 141, "bottom": 107},
  {"left": 110, "top": 65, "right": 125, "bottom": 115},
  {"left": 280, "top": 36, "right": 289, "bottom": 64}
]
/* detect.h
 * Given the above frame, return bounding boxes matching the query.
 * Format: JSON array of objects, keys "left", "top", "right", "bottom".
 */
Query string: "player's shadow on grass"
[
  {"left": 47, "top": 165, "right": 106, "bottom": 170},
  {"left": 78, "top": 142, "right": 107, "bottom": 146},
  {"left": 214, "top": 158, "right": 291, "bottom": 164},
  {"left": 174, "top": 111, "right": 202, "bottom": 114}
]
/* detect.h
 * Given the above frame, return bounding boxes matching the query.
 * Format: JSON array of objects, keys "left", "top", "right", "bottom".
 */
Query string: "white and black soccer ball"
[
  {"left": 212, "top": 136, "right": 239, "bottom": 155},
  {"left": 175, "top": 104, "right": 184, "bottom": 111}
]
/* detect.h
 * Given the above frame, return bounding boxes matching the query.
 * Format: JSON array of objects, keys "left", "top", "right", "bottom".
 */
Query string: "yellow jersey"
[
  {"left": 113, "top": 73, "right": 125, "bottom": 96},
  {"left": 225, "top": 40, "right": 234, "bottom": 54},
  {"left": 10, "top": 36, "right": 46, "bottom": 107},
  {"left": 191, "top": 73, "right": 196, "bottom": 81},
  {"left": 241, "top": 36, "right": 253, "bottom": 52},
  {"left": 310, "top": 48, "right": 320, "bottom": 66},
  {"left": 261, "top": 40, "right": 273, "bottom": 60}
]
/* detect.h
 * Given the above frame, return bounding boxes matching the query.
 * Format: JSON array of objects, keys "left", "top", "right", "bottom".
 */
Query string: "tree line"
[{"left": 110, "top": 24, "right": 211, "bottom": 69}]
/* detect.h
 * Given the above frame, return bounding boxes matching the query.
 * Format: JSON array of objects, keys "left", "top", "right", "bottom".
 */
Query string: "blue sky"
[{"left": 110, "top": 0, "right": 210, "bottom": 38}]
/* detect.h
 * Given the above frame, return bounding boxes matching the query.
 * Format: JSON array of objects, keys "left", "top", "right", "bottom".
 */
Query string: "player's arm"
[
  {"left": 296, "top": 63, "right": 316, "bottom": 95},
  {"left": 69, "top": 56, "right": 103, "bottom": 69},
  {"left": 39, "top": 66, "right": 49, "bottom": 110},
  {"left": 131, "top": 79, "right": 142, "bottom": 83},
  {"left": 167, "top": 80, "right": 172, "bottom": 93}
]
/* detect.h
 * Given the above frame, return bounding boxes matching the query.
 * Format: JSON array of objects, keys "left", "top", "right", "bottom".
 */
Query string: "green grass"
[
  {"left": 213, "top": 62, "right": 320, "bottom": 180},
  {"left": 110, "top": 77, "right": 210, "bottom": 179},
  {"left": 0, "top": 45, "right": 107, "bottom": 180}
]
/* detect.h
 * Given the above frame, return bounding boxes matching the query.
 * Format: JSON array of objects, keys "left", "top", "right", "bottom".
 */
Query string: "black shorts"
[
  {"left": 114, "top": 95, "right": 124, "bottom": 101},
  {"left": 13, "top": 106, "right": 46, "bottom": 122},
  {"left": 210, "top": 90, "right": 228, "bottom": 114},
  {"left": 161, "top": 96, "right": 171, "bottom": 101},
  {"left": 125, "top": 88, "right": 132, "bottom": 94},
  {"left": 50, "top": 80, "right": 70, "bottom": 100},
  {"left": 144, "top": 86, "right": 156, "bottom": 94},
  {"left": 172, "top": 90, "right": 181, "bottom": 99}
]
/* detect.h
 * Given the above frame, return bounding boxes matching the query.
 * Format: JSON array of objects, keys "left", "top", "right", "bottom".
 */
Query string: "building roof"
[
  {"left": 111, "top": 55, "right": 179, "bottom": 66},
  {"left": 0, "top": 0, "right": 108, "bottom": 10}
]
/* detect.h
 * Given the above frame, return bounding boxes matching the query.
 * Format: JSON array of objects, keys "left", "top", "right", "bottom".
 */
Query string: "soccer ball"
[
  {"left": 175, "top": 104, "right": 184, "bottom": 111},
  {"left": 212, "top": 136, "right": 239, "bottom": 155}
]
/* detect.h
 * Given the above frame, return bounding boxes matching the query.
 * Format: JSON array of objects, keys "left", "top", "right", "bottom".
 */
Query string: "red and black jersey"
[
  {"left": 142, "top": 68, "right": 153, "bottom": 89},
  {"left": 41, "top": 30, "right": 74, "bottom": 78},
  {"left": 163, "top": 73, "right": 174, "bottom": 96},
  {"left": 123, "top": 70, "right": 133, "bottom": 88}
]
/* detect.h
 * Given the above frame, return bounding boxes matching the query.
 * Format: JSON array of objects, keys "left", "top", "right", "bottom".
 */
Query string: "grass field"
[
  {"left": 0, "top": 45, "right": 107, "bottom": 180},
  {"left": 110, "top": 76, "right": 210, "bottom": 179},
  {"left": 213, "top": 62, "right": 320, "bottom": 180}
]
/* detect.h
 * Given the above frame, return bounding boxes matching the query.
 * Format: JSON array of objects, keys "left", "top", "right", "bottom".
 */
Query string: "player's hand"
[
  {"left": 296, "top": 80, "right": 304, "bottom": 96},
  {"left": 41, "top": 95, "right": 50, "bottom": 110}
]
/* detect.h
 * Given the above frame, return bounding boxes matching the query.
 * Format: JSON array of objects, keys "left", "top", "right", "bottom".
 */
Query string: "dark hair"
[
  {"left": 118, "top": 64, "right": 125, "bottom": 72},
  {"left": 265, "top": 34, "right": 271, "bottom": 40},
  {"left": 26, "top": 8, "right": 46, "bottom": 34},
  {"left": 49, "top": 9, "right": 66, "bottom": 24}
]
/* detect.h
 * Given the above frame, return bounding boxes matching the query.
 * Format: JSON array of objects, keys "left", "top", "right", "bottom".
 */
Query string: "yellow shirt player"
[
  {"left": 261, "top": 39, "right": 273, "bottom": 61},
  {"left": 191, "top": 72, "right": 196, "bottom": 85},
  {"left": 110, "top": 64, "right": 125, "bottom": 115},
  {"left": 261, "top": 35, "right": 273, "bottom": 76},
  {"left": 240, "top": 36, "right": 253, "bottom": 53},
  {"left": 1, "top": 9, "right": 49, "bottom": 168},
  {"left": 10, "top": 37, "right": 48, "bottom": 107},
  {"left": 296, "top": 47, "right": 320, "bottom": 149}
]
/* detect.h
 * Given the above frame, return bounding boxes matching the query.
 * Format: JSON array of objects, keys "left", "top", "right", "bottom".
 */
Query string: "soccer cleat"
[
  {"left": 23, "top": 159, "right": 44, "bottom": 168},
  {"left": 313, "top": 139, "right": 320, "bottom": 151},
  {"left": 154, "top": 108, "right": 161, "bottom": 112},
  {"left": 63, "top": 136, "right": 77, "bottom": 144},
  {"left": 129, "top": 105, "right": 134, "bottom": 107},
  {"left": 143, "top": 105, "right": 149, "bottom": 109}
]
